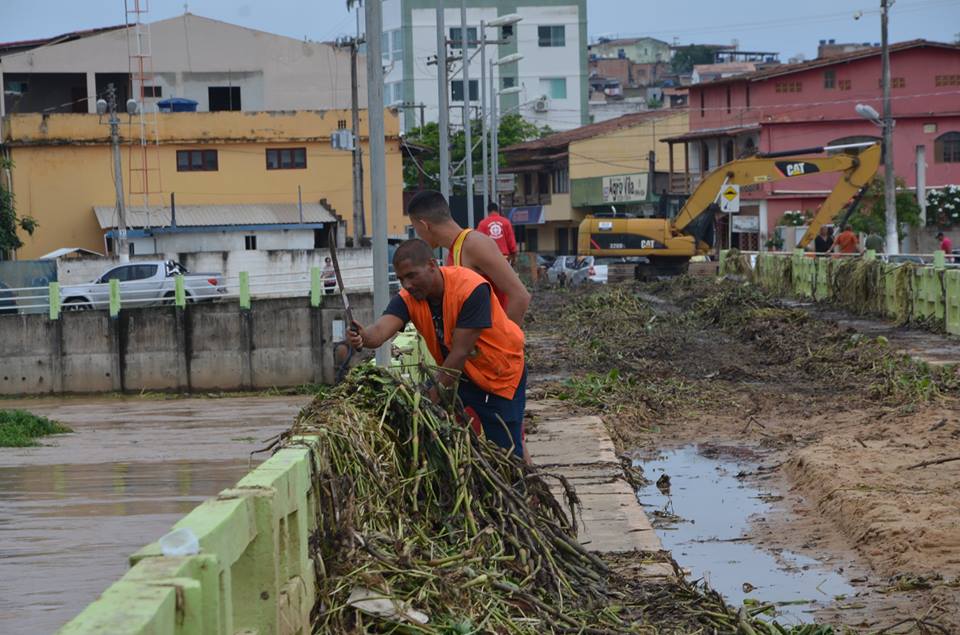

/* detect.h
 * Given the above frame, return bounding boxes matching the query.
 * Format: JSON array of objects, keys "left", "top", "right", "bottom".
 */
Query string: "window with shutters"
[{"left": 935, "top": 132, "right": 960, "bottom": 163}]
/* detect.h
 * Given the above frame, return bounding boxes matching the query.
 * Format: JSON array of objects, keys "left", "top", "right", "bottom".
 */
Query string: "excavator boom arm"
[{"left": 672, "top": 144, "right": 882, "bottom": 246}]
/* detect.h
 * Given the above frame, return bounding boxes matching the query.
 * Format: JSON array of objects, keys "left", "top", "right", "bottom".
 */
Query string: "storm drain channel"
[{"left": 633, "top": 446, "right": 853, "bottom": 624}]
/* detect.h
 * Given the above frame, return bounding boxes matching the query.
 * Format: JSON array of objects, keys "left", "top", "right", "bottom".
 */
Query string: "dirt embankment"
[{"left": 525, "top": 278, "right": 960, "bottom": 632}]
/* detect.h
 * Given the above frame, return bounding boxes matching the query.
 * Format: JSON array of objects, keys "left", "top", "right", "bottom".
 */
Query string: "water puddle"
[{"left": 634, "top": 446, "right": 853, "bottom": 624}]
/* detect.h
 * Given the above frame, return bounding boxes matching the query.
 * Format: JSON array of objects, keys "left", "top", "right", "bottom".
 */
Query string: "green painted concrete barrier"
[
  {"left": 734, "top": 253, "right": 960, "bottom": 334},
  {"left": 49, "top": 282, "right": 61, "bottom": 320},
  {"left": 310, "top": 267, "right": 321, "bottom": 307},
  {"left": 175, "top": 275, "right": 186, "bottom": 308},
  {"left": 239, "top": 272, "right": 251, "bottom": 310},
  {"left": 109, "top": 279, "right": 121, "bottom": 317},
  {"left": 947, "top": 270, "right": 960, "bottom": 336},
  {"left": 60, "top": 443, "right": 318, "bottom": 635}
]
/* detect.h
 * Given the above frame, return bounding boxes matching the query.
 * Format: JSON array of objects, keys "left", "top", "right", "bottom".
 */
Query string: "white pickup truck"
[{"left": 60, "top": 260, "right": 226, "bottom": 310}]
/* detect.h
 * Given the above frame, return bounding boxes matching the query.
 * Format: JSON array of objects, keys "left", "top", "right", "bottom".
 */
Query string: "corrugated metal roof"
[
  {"left": 94, "top": 203, "right": 337, "bottom": 229},
  {"left": 39, "top": 247, "right": 104, "bottom": 259}
]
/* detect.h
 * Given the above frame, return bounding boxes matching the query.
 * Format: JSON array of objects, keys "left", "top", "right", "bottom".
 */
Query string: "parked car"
[
  {"left": 60, "top": 261, "right": 226, "bottom": 310},
  {"left": 545, "top": 255, "right": 595, "bottom": 286}
]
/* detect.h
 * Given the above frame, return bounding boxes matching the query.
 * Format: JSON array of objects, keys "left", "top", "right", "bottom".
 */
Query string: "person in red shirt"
[
  {"left": 833, "top": 224, "right": 860, "bottom": 254},
  {"left": 937, "top": 231, "right": 953, "bottom": 254},
  {"left": 477, "top": 203, "right": 518, "bottom": 265}
]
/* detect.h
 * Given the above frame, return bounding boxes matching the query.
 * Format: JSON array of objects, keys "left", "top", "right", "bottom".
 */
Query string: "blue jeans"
[{"left": 458, "top": 366, "right": 527, "bottom": 459}]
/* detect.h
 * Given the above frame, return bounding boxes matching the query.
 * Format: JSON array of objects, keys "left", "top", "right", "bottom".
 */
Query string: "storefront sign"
[{"left": 601, "top": 173, "right": 648, "bottom": 203}]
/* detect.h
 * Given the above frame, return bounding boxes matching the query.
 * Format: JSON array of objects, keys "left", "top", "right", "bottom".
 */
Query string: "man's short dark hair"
[
  {"left": 487, "top": 202, "right": 499, "bottom": 213},
  {"left": 843, "top": 224, "right": 853, "bottom": 231},
  {"left": 393, "top": 238, "right": 435, "bottom": 268},
  {"left": 937, "top": 231, "right": 945, "bottom": 239},
  {"left": 406, "top": 190, "right": 451, "bottom": 223}
]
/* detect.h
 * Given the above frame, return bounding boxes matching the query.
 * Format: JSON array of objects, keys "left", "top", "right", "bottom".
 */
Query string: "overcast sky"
[{"left": 1, "top": 0, "right": 957, "bottom": 60}]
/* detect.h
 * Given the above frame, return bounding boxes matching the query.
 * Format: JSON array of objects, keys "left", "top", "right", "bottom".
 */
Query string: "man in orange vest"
[
  {"left": 347, "top": 239, "right": 527, "bottom": 458},
  {"left": 406, "top": 190, "right": 530, "bottom": 326}
]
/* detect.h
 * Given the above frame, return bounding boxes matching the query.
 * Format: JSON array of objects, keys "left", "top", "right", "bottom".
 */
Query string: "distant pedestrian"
[
  {"left": 833, "top": 224, "right": 860, "bottom": 254},
  {"left": 937, "top": 231, "right": 953, "bottom": 254},
  {"left": 322, "top": 256, "right": 336, "bottom": 295},
  {"left": 814, "top": 226, "right": 834, "bottom": 254},
  {"left": 477, "top": 203, "right": 518, "bottom": 265},
  {"left": 864, "top": 233, "right": 884, "bottom": 253}
]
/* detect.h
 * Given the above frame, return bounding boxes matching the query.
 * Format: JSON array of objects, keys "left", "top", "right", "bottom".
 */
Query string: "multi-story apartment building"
[
  {"left": 381, "top": 0, "right": 588, "bottom": 132},
  {"left": 662, "top": 40, "right": 960, "bottom": 250}
]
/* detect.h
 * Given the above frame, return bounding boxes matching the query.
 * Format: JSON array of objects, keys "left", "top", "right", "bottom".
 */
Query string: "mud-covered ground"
[{"left": 524, "top": 277, "right": 960, "bottom": 633}]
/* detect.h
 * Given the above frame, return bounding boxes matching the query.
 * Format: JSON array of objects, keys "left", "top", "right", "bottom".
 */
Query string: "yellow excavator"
[{"left": 577, "top": 142, "right": 881, "bottom": 276}]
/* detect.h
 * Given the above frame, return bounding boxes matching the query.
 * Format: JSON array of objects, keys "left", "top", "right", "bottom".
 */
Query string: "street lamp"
[
  {"left": 489, "top": 56, "right": 524, "bottom": 207},
  {"left": 856, "top": 102, "right": 898, "bottom": 253},
  {"left": 478, "top": 15, "right": 522, "bottom": 213}
]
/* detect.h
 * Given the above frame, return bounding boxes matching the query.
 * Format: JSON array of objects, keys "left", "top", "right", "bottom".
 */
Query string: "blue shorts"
[{"left": 459, "top": 366, "right": 527, "bottom": 459}]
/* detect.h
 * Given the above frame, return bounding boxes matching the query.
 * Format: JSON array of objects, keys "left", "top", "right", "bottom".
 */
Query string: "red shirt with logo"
[{"left": 477, "top": 212, "right": 518, "bottom": 257}]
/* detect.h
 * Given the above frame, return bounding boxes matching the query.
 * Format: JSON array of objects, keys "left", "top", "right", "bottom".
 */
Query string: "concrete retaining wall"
[
  {"left": 0, "top": 294, "right": 372, "bottom": 396},
  {"left": 723, "top": 250, "right": 960, "bottom": 338},
  {"left": 59, "top": 441, "right": 320, "bottom": 635}
]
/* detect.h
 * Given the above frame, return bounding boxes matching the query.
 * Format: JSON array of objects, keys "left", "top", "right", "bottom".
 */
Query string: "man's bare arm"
[
  {"left": 347, "top": 314, "right": 405, "bottom": 350},
  {"left": 464, "top": 233, "right": 531, "bottom": 325},
  {"left": 435, "top": 326, "right": 484, "bottom": 389}
]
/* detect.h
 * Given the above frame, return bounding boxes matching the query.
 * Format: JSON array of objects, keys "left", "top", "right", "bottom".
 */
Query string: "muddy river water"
[{"left": 0, "top": 395, "right": 309, "bottom": 634}]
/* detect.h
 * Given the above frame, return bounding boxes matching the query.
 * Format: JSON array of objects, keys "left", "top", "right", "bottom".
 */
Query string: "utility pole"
[
  {"left": 435, "top": 1, "right": 451, "bottom": 199},
  {"left": 349, "top": 25, "right": 366, "bottom": 244},
  {"left": 364, "top": 0, "right": 390, "bottom": 366},
  {"left": 480, "top": 20, "right": 489, "bottom": 215},
  {"left": 490, "top": 59, "right": 500, "bottom": 210},
  {"left": 881, "top": 0, "right": 898, "bottom": 254},
  {"left": 107, "top": 83, "right": 129, "bottom": 263},
  {"left": 460, "top": 0, "right": 474, "bottom": 228}
]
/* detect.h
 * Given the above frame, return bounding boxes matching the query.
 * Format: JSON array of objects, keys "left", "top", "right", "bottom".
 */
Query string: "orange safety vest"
[
  {"left": 446, "top": 228, "right": 510, "bottom": 309},
  {"left": 400, "top": 267, "right": 524, "bottom": 400}
]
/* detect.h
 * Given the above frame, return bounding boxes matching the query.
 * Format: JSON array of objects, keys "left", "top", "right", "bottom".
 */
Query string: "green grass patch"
[{"left": 0, "top": 409, "right": 73, "bottom": 447}]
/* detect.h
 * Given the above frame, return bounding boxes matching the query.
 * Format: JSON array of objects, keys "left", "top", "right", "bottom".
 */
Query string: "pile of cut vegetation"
[
  {"left": 286, "top": 366, "right": 807, "bottom": 633},
  {"left": 695, "top": 280, "right": 960, "bottom": 404}
]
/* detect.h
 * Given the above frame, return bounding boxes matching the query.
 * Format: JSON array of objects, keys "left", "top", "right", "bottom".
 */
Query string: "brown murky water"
[{"left": 0, "top": 395, "right": 310, "bottom": 634}]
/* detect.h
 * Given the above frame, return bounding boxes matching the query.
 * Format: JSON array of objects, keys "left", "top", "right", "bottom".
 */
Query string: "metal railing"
[{"left": 0, "top": 264, "right": 394, "bottom": 319}]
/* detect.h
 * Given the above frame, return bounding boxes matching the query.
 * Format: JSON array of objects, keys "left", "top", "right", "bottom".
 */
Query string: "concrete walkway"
[{"left": 525, "top": 399, "right": 670, "bottom": 575}]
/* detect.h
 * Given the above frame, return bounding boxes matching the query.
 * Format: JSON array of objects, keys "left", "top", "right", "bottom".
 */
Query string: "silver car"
[
  {"left": 60, "top": 260, "right": 226, "bottom": 310},
  {"left": 545, "top": 256, "right": 595, "bottom": 286}
]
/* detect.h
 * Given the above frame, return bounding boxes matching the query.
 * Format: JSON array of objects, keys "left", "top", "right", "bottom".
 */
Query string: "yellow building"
[
  {"left": 2, "top": 109, "right": 405, "bottom": 259},
  {"left": 501, "top": 110, "right": 688, "bottom": 254}
]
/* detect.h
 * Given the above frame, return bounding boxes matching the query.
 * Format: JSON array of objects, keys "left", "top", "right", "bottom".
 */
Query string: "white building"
[
  {"left": 380, "top": 0, "right": 587, "bottom": 132},
  {"left": 0, "top": 13, "right": 364, "bottom": 116}
]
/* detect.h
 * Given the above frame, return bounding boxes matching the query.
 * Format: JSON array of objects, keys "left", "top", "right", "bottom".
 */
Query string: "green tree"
[
  {"left": 403, "top": 114, "right": 549, "bottom": 191},
  {"left": 848, "top": 175, "right": 920, "bottom": 241},
  {"left": 0, "top": 158, "right": 37, "bottom": 260},
  {"left": 671, "top": 45, "right": 715, "bottom": 74}
]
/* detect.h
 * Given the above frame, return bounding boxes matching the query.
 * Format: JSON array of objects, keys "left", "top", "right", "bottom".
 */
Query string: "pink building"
[{"left": 663, "top": 40, "right": 960, "bottom": 250}]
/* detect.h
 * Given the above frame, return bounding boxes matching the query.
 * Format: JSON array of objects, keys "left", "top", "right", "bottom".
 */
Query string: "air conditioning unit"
[{"left": 533, "top": 97, "right": 549, "bottom": 113}]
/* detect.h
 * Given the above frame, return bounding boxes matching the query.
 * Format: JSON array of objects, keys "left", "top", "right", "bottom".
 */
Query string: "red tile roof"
[{"left": 502, "top": 110, "right": 685, "bottom": 153}]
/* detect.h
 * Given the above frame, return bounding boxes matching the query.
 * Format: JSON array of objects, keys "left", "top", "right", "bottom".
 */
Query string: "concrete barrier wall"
[
  {"left": 0, "top": 294, "right": 372, "bottom": 396},
  {"left": 724, "top": 250, "right": 960, "bottom": 338},
  {"left": 59, "top": 441, "right": 320, "bottom": 635}
]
